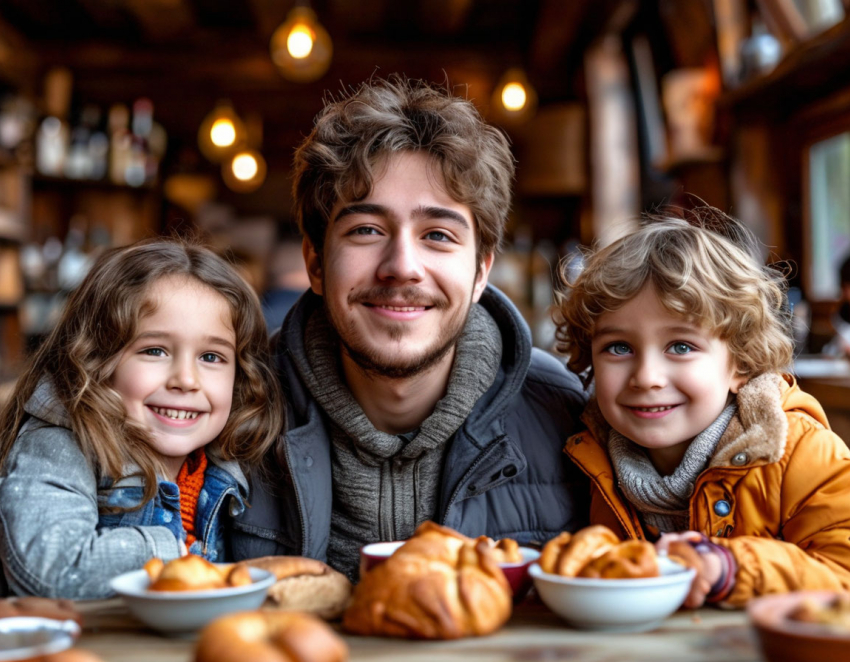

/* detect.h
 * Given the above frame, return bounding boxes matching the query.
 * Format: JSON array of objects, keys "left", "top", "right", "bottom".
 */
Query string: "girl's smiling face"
[
  {"left": 111, "top": 276, "right": 236, "bottom": 480},
  {"left": 591, "top": 285, "right": 747, "bottom": 475}
]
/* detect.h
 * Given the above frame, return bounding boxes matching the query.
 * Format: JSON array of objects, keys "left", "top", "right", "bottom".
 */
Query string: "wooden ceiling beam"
[
  {"left": 121, "top": 0, "right": 196, "bottom": 41},
  {"left": 529, "top": 0, "right": 591, "bottom": 73}
]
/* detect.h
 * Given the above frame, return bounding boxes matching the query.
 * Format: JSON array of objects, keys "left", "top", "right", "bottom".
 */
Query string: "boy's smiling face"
[{"left": 591, "top": 285, "right": 748, "bottom": 475}]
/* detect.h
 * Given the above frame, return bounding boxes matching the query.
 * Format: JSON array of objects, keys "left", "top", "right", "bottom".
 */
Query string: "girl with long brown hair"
[{"left": 0, "top": 238, "right": 283, "bottom": 599}]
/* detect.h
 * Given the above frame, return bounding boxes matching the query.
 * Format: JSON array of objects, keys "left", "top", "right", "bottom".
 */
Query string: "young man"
[{"left": 231, "top": 76, "right": 588, "bottom": 579}]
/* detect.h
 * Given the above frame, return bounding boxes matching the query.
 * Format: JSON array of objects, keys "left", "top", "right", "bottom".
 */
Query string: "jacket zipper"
[
  {"left": 283, "top": 438, "right": 309, "bottom": 556},
  {"left": 442, "top": 435, "right": 505, "bottom": 523}
]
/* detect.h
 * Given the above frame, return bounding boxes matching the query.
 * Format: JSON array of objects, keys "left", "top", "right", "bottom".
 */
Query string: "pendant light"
[
  {"left": 198, "top": 100, "right": 246, "bottom": 163},
  {"left": 223, "top": 149, "right": 267, "bottom": 193},
  {"left": 491, "top": 68, "right": 538, "bottom": 126},
  {"left": 270, "top": 4, "right": 333, "bottom": 83}
]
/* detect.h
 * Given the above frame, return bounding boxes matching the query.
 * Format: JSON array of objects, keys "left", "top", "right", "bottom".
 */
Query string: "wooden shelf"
[{"left": 719, "top": 20, "right": 850, "bottom": 119}]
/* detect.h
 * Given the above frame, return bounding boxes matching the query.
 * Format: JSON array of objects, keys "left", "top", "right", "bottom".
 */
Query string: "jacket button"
[
  {"left": 731, "top": 452, "right": 748, "bottom": 466},
  {"left": 467, "top": 484, "right": 477, "bottom": 494},
  {"left": 714, "top": 500, "right": 731, "bottom": 517},
  {"left": 304, "top": 456, "right": 314, "bottom": 467},
  {"left": 502, "top": 464, "right": 518, "bottom": 478}
]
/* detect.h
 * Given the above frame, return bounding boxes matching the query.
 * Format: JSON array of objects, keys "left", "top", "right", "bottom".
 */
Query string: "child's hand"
[{"left": 655, "top": 532, "right": 736, "bottom": 608}]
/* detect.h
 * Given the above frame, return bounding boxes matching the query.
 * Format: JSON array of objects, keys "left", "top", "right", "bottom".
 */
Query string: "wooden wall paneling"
[{"left": 584, "top": 34, "right": 640, "bottom": 246}]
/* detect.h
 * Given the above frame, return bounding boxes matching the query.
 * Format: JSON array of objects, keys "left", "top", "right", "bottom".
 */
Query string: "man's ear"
[
  {"left": 303, "top": 237, "right": 324, "bottom": 296},
  {"left": 472, "top": 252, "right": 495, "bottom": 303}
]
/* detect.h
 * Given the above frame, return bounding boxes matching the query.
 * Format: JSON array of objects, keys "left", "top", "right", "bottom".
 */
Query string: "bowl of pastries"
[
  {"left": 529, "top": 525, "right": 696, "bottom": 632},
  {"left": 109, "top": 554, "right": 275, "bottom": 634},
  {"left": 360, "top": 535, "right": 540, "bottom": 600},
  {"left": 748, "top": 591, "right": 850, "bottom": 662}
]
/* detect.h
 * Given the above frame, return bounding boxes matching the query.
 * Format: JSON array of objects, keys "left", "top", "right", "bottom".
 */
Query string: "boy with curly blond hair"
[{"left": 555, "top": 207, "right": 850, "bottom": 607}]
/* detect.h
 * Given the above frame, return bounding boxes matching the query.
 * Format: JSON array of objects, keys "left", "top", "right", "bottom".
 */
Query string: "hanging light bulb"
[
  {"left": 270, "top": 5, "right": 333, "bottom": 83},
  {"left": 492, "top": 68, "right": 538, "bottom": 126},
  {"left": 222, "top": 148, "right": 267, "bottom": 193},
  {"left": 198, "top": 101, "right": 246, "bottom": 163}
]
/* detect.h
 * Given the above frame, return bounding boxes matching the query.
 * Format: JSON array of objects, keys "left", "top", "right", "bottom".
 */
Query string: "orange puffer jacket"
[{"left": 564, "top": 373, "right": 850, "bottom": 607}]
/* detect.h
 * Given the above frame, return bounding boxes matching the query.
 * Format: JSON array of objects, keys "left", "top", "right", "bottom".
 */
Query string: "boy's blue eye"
[
  {"left": 669, "top": 342, "right": 693, "bottom": 355},
  {"left": 142, "top": 348, "right": 165, "bottom": 357},
  {"left": 352, "top": 226, "right": 379, "bottom": 236},
  {"left": 200, "top": 353, "right": 222, "bottom": 363},
  {"left": 605, "top": 342, "right": 631, "bottom": 356}
]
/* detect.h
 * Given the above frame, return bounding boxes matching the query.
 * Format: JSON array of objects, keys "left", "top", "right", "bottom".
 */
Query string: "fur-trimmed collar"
[{"left": 580, "top": 373, "right": 788, "bottom": 468}]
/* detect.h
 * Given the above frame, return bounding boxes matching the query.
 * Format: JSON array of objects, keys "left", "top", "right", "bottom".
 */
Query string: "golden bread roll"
[
  {"left": 195, "top": 611, "right": 348, "bottom": 662},
  {"left": 578, "top": 540, "right": 659, "bottom": 579},
  {"left": 0, "top": 597, "right": 82, "bottom": 627},
  {"left": 342, "top": 521, "right": 512, "bottom": 639},
  {"left": 144, "top": 554, "right": 248, "bottom": 591},
  {"left": 235, "top": 556, "right": 352, "bottom": 620},
  {"left": 541, "top": 525, "right": 620, "bottom": 577},
  {"left": 487, "top": 537, "right": 522, "bottom": 564}
]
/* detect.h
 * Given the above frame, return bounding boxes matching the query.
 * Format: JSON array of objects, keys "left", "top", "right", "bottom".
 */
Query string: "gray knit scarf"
[
  {"left": 297, "top": 303, "right": 502, "bottom": 579},
  {"left": 608, "top": 403, "right": 737, "bottom": 532}
]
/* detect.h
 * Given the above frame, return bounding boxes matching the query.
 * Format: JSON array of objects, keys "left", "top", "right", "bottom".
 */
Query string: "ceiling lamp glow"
[
  {"left": 492, "top": 68, "right": 537, "bottom": 126},
  {"left": 198, "top": 101, "right": 246, "bottom": 163},
  {"left": 210, "top": 118, "right": 237, "bottom": 147},
  {"left": 223, "top": 149, "right": 267, "bottom": 193},
  {"left": 501, "top": 82, "right": 528, "bottom": 111},
  {"left": 270, "top": 6, "right": 333, "bottom": 83}
]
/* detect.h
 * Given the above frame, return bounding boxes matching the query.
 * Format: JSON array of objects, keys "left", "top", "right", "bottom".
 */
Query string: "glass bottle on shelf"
[
  {"left": 35, "top": 67, "right": 72, "bottom": 177},
  {"left": 108, "top": 103, "right": 131, "bottom": 185}
]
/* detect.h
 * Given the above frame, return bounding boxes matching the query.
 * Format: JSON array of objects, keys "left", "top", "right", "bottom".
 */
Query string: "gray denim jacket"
[{"left": 0, "top": 381, "right": 248, "bottom": 599}]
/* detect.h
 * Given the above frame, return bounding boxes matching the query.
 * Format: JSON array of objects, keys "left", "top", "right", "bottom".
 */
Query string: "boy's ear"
[
  {"left": 730, "top": 372, "right": 748, "bottom": 394},
  {"left": 303, "top": 238, "right": 323, "bottom": 296}
]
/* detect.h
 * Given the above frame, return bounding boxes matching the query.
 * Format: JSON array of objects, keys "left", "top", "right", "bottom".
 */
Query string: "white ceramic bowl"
[
  {"left": 530, "top": 555, "right": 696, "bottom": 632},
  {"left": 0, "top": 617, "right": 80, "bottom": 661},
  {"left": 109, "top": 565, "right": 275, "bottom": 634}
]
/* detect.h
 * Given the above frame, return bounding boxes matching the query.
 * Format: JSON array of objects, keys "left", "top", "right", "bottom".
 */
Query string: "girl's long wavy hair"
[
  {"left": 0, "top": 238, "right": 284, "bottom": 508},
  {"left": 553, "top": 207, "right": 794, "bottom": 388}
]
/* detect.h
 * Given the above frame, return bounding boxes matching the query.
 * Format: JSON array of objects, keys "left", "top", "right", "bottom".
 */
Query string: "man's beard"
[{"left": 325, "top": 285, "right": 472, "bottom": 380}]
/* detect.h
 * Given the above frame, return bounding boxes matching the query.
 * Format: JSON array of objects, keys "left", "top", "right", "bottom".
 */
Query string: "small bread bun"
[
  {"left": 0, "top": 597, "right": 82, "bottom": 627},
  {"left": 488, "top": 537, "right": 522, "bottom": 564},
  {"left": 579, "top": 540, "right": 659, "bottom": 579},
  {"left": 145, "top": 554, "right": 250, "bottom": 591},
  {"left": 195, "top": 611, "right": 348, "bottom": 662},
  {"left": 541, "top": 525, "right": 620, "bottom": 577},
  {"left": 235, "top": 556, "right": 352, "bottom": 620}
]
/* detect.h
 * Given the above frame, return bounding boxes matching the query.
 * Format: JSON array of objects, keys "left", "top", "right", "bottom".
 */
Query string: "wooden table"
[{"left": 74, "top": 599, "right": 763, "bottom": 662}]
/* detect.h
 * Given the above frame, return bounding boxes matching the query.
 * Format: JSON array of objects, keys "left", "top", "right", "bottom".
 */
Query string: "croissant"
[
  {"left": 578, "top": 540, "right": 659, "bottom": 579},
  {"left": 540, "top": 525, "right": 619, "bottom": 577},
  {"left": 342, "top": 521, "right": 512, "bottom": 639}
]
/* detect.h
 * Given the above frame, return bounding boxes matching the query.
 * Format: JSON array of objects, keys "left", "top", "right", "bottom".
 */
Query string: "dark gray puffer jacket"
[{"left": 231, "top": 285, "right": 589, "bottom": 563}]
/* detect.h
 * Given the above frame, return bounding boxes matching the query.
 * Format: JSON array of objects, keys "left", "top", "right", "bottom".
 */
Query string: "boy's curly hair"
[{"left": 553, "top": 207, "right": 794, "bottom": 387}]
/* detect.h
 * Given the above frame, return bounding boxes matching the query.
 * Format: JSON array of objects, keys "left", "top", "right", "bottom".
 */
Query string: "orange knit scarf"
[{"left": 176, "top": 449, "right": 207, "bottom": 548}]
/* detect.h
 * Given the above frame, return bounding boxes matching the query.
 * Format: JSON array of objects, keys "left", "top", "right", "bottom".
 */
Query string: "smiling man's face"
[{"left": 304, "top": 150, "right": 492, "bottom": 379}]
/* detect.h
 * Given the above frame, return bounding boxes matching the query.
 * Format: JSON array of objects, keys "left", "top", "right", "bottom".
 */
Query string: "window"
[{"left": 808, "top": 131, "right": 850, "bottom": 299}]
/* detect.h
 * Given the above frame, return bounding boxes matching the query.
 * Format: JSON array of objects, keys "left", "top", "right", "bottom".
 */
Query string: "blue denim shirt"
[{"left": 98, "top": 461, "right": 246, "bottom": 563}]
